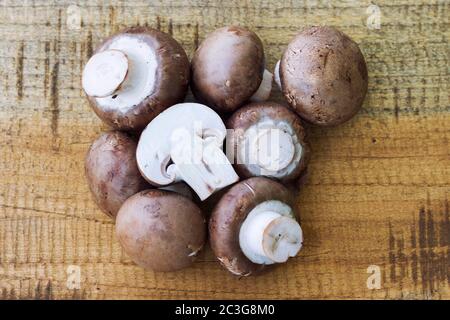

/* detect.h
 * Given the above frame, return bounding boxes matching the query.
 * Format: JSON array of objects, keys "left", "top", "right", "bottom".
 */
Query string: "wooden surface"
[{"left": 0, "top": 0, "right": 449, "bottom": 300}]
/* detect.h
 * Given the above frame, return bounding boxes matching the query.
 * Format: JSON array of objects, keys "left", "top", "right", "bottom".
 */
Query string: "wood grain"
[{"left": 0, "top": 0, "right": 448, "bottom": 299}]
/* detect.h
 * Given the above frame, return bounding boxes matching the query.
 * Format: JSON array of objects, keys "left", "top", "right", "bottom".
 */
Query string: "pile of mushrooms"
[{"left": 82, "top": 25, "right": 367, "bottom": 275}]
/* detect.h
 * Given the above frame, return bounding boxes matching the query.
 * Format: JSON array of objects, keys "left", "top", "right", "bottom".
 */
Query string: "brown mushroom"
[
  {"left": 190, "top": 26, "right": 273, "bottom": 113},
  {"left": 277, "top": 26, "right": 368, "bottom": 126},
  {"left": 82, "top": 27, "right": 190, "bottom": 131},
  {"left": 85, "top": 131, "right": 149, "bottom": 219},
  {"left": 116, "top": 189, "right": 206, "bottom": 272},
  {"left": 227, "top": 101, "right": 310, "bottom": 182},
  {"left": 209, "top": 177, "right": 303, "bottom": 276}
]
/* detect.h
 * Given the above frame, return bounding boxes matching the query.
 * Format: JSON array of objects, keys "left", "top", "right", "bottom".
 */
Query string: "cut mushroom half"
[
  {"left": 137, "top": 102, "right": 239, "bottom": 201},
  {"left": 227, "top": 101, "right": 310, "bottom": 182},
  {"left": 82, "top": 27, "right": 190, "bottom": 131},
  {"left": 209, "top": 177, "right": 303, "bottom": 276}
]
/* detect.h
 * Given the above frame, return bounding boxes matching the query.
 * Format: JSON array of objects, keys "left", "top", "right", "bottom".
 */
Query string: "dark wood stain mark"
[
  {"left": 388, "top": 222, "right": 396, "bottom": 282},
  {"left": 393, "top": 87, "right": 399, "bottom": 121},
  {"left": 388, "top": 202, "right": 449, "bottom": 297},
  {"left": 69, "top": 41, "right": 77, "bottom": 90},
  {"left": 15, "top": 42, "right": 24, "bottom": 100},
  {"left": 156, "top": 16, "right": 161, "bottom": 30},
  {"left": 86, "top": 30, "right": 93, "bottom": 59},
  {"left": 4, "top": 74, "right": 9, "bottom": 93},
  {"left": 396, "top": 236, "right": 407, "bottom": 288},
  {"left": 410, "top": 222, "right": 419, "bottom": 286},
  {"left": 43, "top": 42, "right": 50, "bottom": 97},
  {"left": 194, "top": 23, "right": 199, "bottom": 49},
  {"left": 45, "top": 280, "right": 53, "bottom": 300},
  {"left": 49, "top": 60, "right": 60, "bottom": 144},
  {"left": 56, "top": 9, "right": 62, "bottom": 43},
  {"left": 439, "top": 200, "right": 449, "bottom": 248},
  {"left": 34, "top": 280, "right": 41, "bottom": 300},
  {"left": 168, "top": 19, "right": 173, "bottom": 36},
  {"left": 109, "top": 5, "right": 117, "bottom": 32},
  {"left": 33, "top": 280, "right": 52, "bottom": 300},
  {"left": 46, "top": 10, "right": 62, "bottom": 150}
]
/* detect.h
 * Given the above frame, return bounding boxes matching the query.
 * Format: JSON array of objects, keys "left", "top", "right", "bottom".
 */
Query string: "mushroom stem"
[
  {"left": 248, "top": 127, "right": 296, "bottom": 172},
  {"left": 169, "top": 129, "right": 239, "bottom": 201},
  {"left": 82, "top": 49, "right": 129, "bottom": 98},
  {"left": 273, "top": 60, "right": 281, "bottom": 90},
  {"left": 239, "top": 200, "right": 302, "bottom": 264},
  {"left": 250, "top": 69, "right": 273, "bottom": 102}
]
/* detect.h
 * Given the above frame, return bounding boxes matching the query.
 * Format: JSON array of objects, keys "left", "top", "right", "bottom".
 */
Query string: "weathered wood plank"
[{"left": 0, "top": 0, "right": 448, "bottom": 299}]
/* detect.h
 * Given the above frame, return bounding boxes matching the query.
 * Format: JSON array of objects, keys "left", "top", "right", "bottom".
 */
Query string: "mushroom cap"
[
  {"left": 280, "top": 26, "right": 368, "bottom": 126},
  {"left": 209, "top": 177, "right": 296, "bottom": 276},
  {"left": 227, "top": 101, "right": 310, "bottom": 182},
  {"left": 191, "top": 26, "right": 265, "bottom": 113},
  {"left": 85, "top": 131, "right": 149, "bottom": 218},
  {"left": 116, "top": 189, "right": 206, "bottom": 272},
  {"left": 86, "top": 27, "right": 190, "bottom": 131}
]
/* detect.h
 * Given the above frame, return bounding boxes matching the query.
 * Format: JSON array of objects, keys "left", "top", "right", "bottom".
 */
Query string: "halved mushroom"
[
  {"left": 136, "top": 102, "right": 239, "bottom": 201},
  {"left": 190, "top": 26, "right": 273, "bottom": 113},
  {"left": 82, "top": 27, "right": 190, "bottom": 131},
  {"left": 209, "top": 177, "right": 303, "bottom": 276},
  {"left": 276, "top": 26, "right": 368, "bottom": 126},
  {"left": 84, "top": 131, "right": 149, "bottom": 219},
  {"left": 227, "top": 101, "right": 310, "bottom": 182},
  {"left": 116, "top": 189, "right": 206, "bottom": 272}
]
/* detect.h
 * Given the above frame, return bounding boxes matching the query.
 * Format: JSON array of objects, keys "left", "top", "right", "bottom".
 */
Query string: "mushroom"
[
  {"left": 227, "top": 101, "right": 310, "bottom": 182},
  {"left": 276, "top": 26, "right": 368, "bottom": 126},
  {"left": 116, "top": 189, "right": 206, "bottom": 272},
  {"left": 85, "top": 131, "right": 149, "bottom": 219},
  {"left": 190, "top": 26, "right": 273, "bottom": 113},
  {"left": 82, "top": 27, "right": 190, "bottom": 131},
  {"left": 209, "top": 177, "right": 303, "bottom": 276},
  {"left": 136, "top": 102, "right": 239, "bottom": 201}
]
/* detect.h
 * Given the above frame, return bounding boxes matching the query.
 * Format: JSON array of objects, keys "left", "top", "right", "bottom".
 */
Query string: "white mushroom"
[
  {"left": 137, "top": 103, "right": 239, "bottom": 201},
  {"left": 82, "top": 35, "right": 158, "bottom": 114},
  {"left": 239, "top": 200, "right": 303, "bottom": 265},
  {"left": 81, "top": 27, "right": 190, "bottom": 131}
]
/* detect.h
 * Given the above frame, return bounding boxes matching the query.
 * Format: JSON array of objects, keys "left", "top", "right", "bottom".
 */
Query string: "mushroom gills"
[
  {"left": 239, "top": 200, "right": 303, "bottom": 265},
  {"left": 239, "top": 118, "right": 303, "bottom": 177},
  {"left": 249, "top": 69, "right": 273, "bottom": 102}
]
